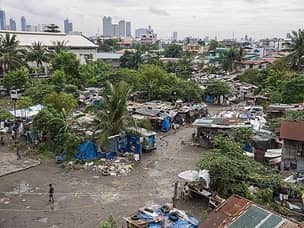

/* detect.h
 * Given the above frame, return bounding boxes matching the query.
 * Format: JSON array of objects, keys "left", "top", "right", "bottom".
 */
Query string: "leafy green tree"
[
  {"left": 281, "top": 76, "right": 304, "bottom": 103},
  {"left": 27, "top": 41, "right": 49, "bottom": 68},
  {"left": 199, "top": 136, "right": 261, "bottom": 198},
  {"left": 204, "top": 79, "right": 232, "bottom": 102},
  {"left": 286, "top": 110, "right": 304, "bottom": 121},
  {"left": 176, "top": 54, "right": 193, "bottom": 79},
  {"left": 94, "top": 81, "right": 134, "bottom": 148},
  {"left": 80, "top": 60, "right": 112, "bottom": 87},
  {"left": 25, "top": 81, "right": 55, "bottom": 104},
  {"left": 43, "top": 92, "right": 77, "bottom": 114},
  {"left": 208, "top": 40, "right": 219, "bottom": 51},
  {"left": 286, "top": 29, "right": 304, "bottom": 71},
  {"left": 120, "top": 50, "right": 143, "bottom": 69},
  {"left": 51, "top": 70, "right": 67, "bottom": 92},
  {"left": 16, "top": 96, "right": 33, "bottom": 118},
  {"left": 222, "top": 48, "right": 241, "bottom": 72},
  {"left": 0, "top": 110, "right": 12, "bottom": 121},
  {"left": 0, "top": 33, "right": 27, "bottom": 74},
  {"left": 16, "top": 96, "right": 32, "bottom": 109},
  {"left": 232, "top": 128, "right": 253, "bottom": 145},
  {"left": 97, "top": 39, "right": 120, "bottom": 52},
  {"left": 44, "top": 24, "right": 61, "bottom": 33},
  {"left": 3, "top": 67, "right": 29, "bottom": 90},
  {"left": 163, "top": 44, "right": 183, "bottom": 58},
  {"left": 50, "top": 51, "right": 81, "bottom": 85},
  {"left": 239, "top": 69, "right": 263, "bottom": 86}
]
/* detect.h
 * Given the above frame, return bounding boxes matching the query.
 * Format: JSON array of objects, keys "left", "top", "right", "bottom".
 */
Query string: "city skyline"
[{"left": 0, "top": 0, "right": 304, "bottom": 39}]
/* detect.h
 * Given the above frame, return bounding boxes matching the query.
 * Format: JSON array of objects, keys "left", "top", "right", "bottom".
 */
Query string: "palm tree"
[
  {"left": 27, "top": 41, "right": 50, "bottom": 68},
  {"left": 94, "top": 81, "right": 134, "bottom": 148},
  {"left": 287, "top": 29, "right": 304, "bottom": 71},
  {"left": 52, "top": 40, "right": 69, "bottom": 54},
  {"left": 0, "top": 33, "right": 27, "bottom": 74},
  {"left": 44, "top": 24, "right": 61, "bottom": 33}
]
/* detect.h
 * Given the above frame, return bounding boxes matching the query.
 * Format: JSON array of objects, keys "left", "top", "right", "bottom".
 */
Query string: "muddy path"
[{"left": 0, "top": 127, "right": 206, "bottom": 228}]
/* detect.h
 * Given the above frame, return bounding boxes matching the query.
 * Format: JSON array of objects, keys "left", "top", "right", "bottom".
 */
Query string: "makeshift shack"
[
  {"left": 200, "top": 195, "right": 299, "bottom": 228},
  {"left": 74, "top": 140, "right": 102, "bottom": 161},
  {"left": 129, "top": 127, "right": 157, "bottom": 151},
  {"left": 193, "top": 117, "right": 251, "bottom": 147}
]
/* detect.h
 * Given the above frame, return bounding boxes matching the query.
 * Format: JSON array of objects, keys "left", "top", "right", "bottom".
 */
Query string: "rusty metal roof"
[{"left": 280, "top": 121, "right": 304, "bottom": 142}]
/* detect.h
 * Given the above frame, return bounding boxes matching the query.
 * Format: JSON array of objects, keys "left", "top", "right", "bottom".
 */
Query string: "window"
[{"left": 297, "top": 143, "right": 304, "bottom": 158}]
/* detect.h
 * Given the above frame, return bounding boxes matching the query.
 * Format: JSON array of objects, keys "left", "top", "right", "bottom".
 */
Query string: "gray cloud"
[
  {"left": 283, "top": 8, "right": 304, "bottom": 12},
  {"left": 149, "top": 7, "right": 169, "bottom": 16},
  {"left": 1, "top": 0, "right": 304, "bottom": 39}
]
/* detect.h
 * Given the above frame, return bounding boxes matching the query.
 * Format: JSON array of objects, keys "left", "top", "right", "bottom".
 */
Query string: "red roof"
[{"left": 280, "top": 121, "right": 304, "bottom": 142}]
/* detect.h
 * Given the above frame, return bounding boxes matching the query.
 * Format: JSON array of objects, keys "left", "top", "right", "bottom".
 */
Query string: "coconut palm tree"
[
  {"left": 0, "top": 33, "right": 27, "bottom": 74},
  {"left": 52, "top": 40, "right": 69, "bottom": 54},
  {"left": 94, "top": 81, "right": 134, "bottom": 148},
  {"left": 287, "top": 29, "right": 304, "bottom": 71},
  {"left": 27, "top": 41, "right": 50, "bottom": 68}
]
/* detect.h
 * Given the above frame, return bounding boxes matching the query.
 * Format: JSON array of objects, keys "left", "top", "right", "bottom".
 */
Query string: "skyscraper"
[
  {"left": 172, "top": 32, "right": 177, "bottom": 42},
  {"left": 113, "top": 24, "right": 119, "bottom": 37},
  {"left": 126, "top": 22, "right": 131, "bottom": 37},
  {"left": 0, "top": 9, "right": 6, "bottom": 30},
  {"left": 118, "top": 20, "right": 126, "bottom": 37},
  {"left": 9, "top": 18, "right": 16, "bottom": 31},
  {"left": 103, "top": 16, "right": 113, "bottom": 36},
  {"left": 21, "top": 16, "right": 27, "bottom": 31},
  {"left": 64, "top": 18, "right": 73, "bottom": 34}
]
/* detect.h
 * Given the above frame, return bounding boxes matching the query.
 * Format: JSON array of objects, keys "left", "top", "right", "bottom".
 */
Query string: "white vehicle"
[{"left": 10, "top": 88, "right": 24, "bottom": 100}]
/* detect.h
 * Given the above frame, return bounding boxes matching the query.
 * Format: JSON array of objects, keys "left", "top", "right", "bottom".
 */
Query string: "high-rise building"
[
  {"left": 9, "top": 18, "right": 16, "bottom": 31},
  {"left": 126, "top": 21, "right": 131, "bottom": 37},
  {"left": 118, "top": 20, "right": 126, "bottom": 37},
  {"left": 26, "top": 25, "right": 32, "bottom": 32},
  {"left": 0, "top": 9, "right": 6, "bottom": 30},
  {"left": 103, "top": 16, "right": 113, "bottom": 36},
  {"left": 113, "top": 24, "right": 119, "bottom": 37},
  {"left": 172, "top": 32, "right": 177, "bottom": 42},
  {"left": 64, "top": 18, "right": 73, "bottom": 34},
  {"left": 21, "top": 16, "right": 27, "bottom": 31}
]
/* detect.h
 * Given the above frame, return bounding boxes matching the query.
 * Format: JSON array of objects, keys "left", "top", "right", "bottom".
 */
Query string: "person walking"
[{"left": 49, "top": 184, "right": 54, "bottom": 203}]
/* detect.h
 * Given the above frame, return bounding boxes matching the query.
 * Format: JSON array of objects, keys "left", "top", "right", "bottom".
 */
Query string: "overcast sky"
[{"left": 1, "top": 0, "right": 304, "bottom": 39}]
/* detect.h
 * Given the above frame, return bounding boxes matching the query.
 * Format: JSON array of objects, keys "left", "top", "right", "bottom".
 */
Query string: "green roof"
[{"left": 229, "top": 205, "right": 283, "bottom": 228}]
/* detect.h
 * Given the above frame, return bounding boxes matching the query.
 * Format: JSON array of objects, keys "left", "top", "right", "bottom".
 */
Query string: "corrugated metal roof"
[
  {"left": 96, "top": 52, "right": 123, "bottom": 59},
  {"left": 0, "top": 30, "right": 97, "bottom": 48},
  {"left": 199, "top": 195, "right": 300, "bottom": 228},
  {"left": 280, "top": 121, "right": 304, "bottom": 142}
]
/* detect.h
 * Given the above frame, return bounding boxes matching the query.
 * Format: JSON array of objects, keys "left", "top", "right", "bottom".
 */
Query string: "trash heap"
[{"left": 65, "top": 155, "right": 135, "bottom": 177}]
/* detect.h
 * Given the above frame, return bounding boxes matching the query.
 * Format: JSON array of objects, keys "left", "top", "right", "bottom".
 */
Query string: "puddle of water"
[{"left": 13, "top": 180, "right": 32, "bottom": 194}]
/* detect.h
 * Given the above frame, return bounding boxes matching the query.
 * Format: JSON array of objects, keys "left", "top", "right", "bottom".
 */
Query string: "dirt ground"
[{"left": 0, "top": 126, "right": 208, "bottom": 228}]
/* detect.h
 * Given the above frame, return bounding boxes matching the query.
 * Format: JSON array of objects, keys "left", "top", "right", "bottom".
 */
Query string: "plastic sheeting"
[
  {"left": 10, "top": 104, "right": 43, "bottom": 118},
  {"left": 75, "top": 141, "right": 102, "bottom": 161},
  {"left": 178, "top": 170, "right": 210, "bottom": 188},
  {"left": 161, "top": 116, "right": 170, "bottom": 132}
]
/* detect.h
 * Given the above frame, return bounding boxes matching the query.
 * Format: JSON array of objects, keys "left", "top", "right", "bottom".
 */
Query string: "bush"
[{"left": 99, "top": 216, "right": 117, "bottom": 228}]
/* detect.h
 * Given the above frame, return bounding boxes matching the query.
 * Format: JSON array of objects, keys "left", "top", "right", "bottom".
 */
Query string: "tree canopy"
[{"left": 163, "top": 44, "right": 183, "bottom": 58}]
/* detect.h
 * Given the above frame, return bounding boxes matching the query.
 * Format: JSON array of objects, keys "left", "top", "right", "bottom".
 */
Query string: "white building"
[{"left": 0, "top": 30, "right": 98, "bottom": 64}]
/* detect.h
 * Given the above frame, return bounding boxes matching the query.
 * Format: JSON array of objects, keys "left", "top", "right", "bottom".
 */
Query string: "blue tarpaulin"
[
  {"left": 75, "top": 141, "right": 102, "bottom": 161},
  {"left": 161, "top": 116, "right": 170, "bottom": 132},
  {"left": 204, "top": 94, "right": 216, "bottom": 104},
  {"left": 135, "top": 206, "right": 199, "bottom": 228}
]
